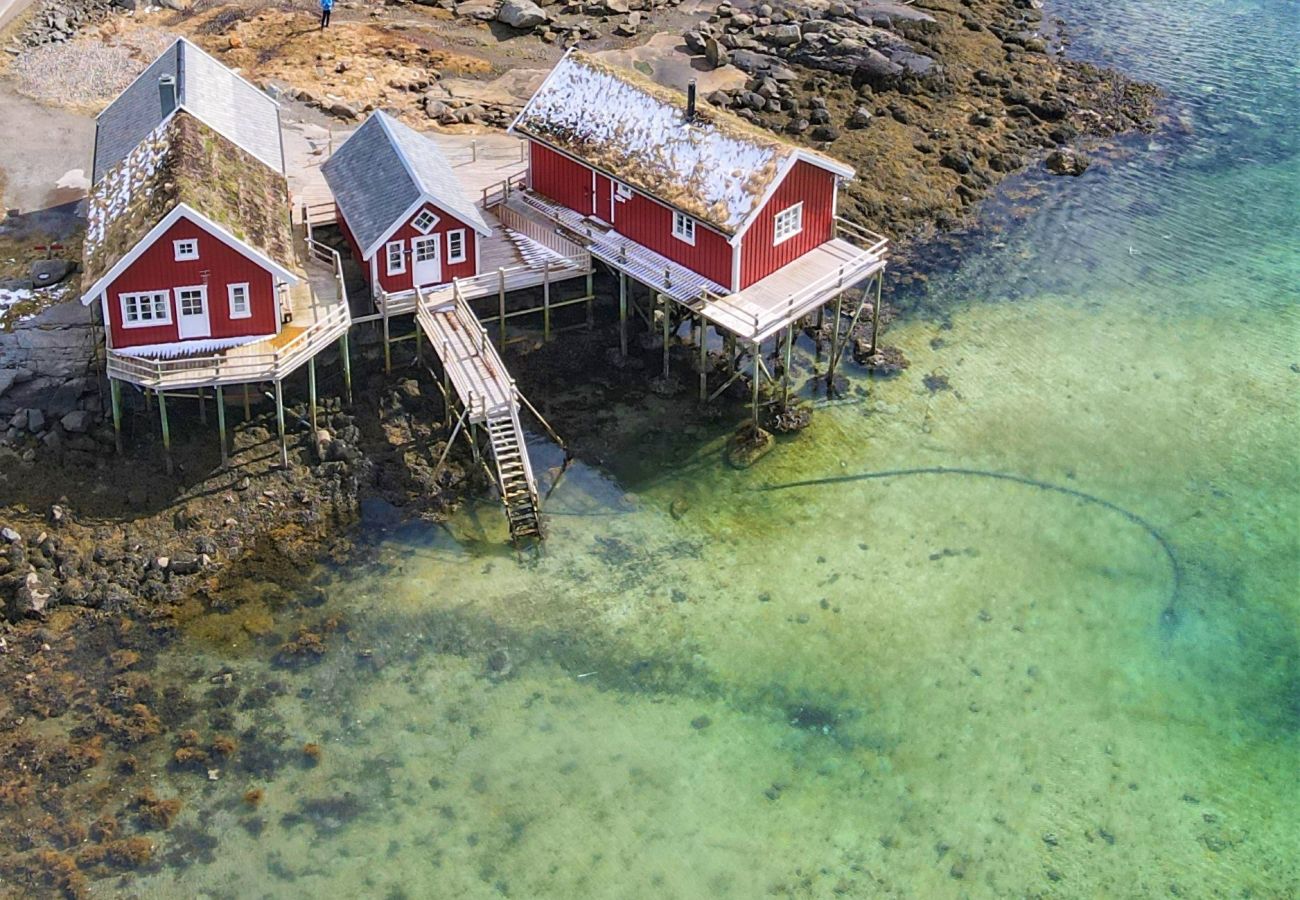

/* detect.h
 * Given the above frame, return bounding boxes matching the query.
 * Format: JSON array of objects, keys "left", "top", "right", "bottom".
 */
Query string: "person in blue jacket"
[{"left": 320, "top": 0, "right": 333, "bottom": 30}]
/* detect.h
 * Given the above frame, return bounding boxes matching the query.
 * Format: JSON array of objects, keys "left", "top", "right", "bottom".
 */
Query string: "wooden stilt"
[
  {"left": 618, "top": 272, "right": 627, "bottom": 358},
  {"left": 870, "top": 274, "right": 882, "bottom": 354},
  {"left": 197, "top": 386, "right": 206, "bottom": 425},
  {"left": 382, "top": 300, "right": 392, "bottom": 374},
  {"left": 308, "top": 357, "right": 318, "bottom": 435},
  {"left": 660, "top": 294, "right": 670, "bottom": 378},
  {"left": 339, "top": 333, "right": 353, "bottom": 406},
  {"left": 585, "top": 270, "right": 594, "bottom": 331},
  {"left": 414, "top": 319, "right": 422, "bottom": 362},
  {"left": 751, "top": 349, "right": 761, "bottom": 428},
  {"left": 109, "top": 378, "right": 123, "bottom": 454},
  {"left": 469, "top": 423, "right": 480, "bottom": 463},
  {"left": 443, "top": 367, "right": 452, "bottom": 429},
  {"left": 783, "top": 324, "right": 794, "bottom": 406},
  {"left": 827, "top": 291, "right": 845, "bottom": 388},
  {"left": 158, "top": 390, "right": 172, "bottom": 476},
  {"left": 497, "top": 267, "right": 507, "bottom": 347},
  {"left": 698, "top": 315, "right": 708, "bottom": 401},
  {"left": 726, "top": 332, "right": 736, "bottom": 375},
  {"left": 216, "top": 385, "right": 228, "bottom": 468},
  {"left": 543, "top": 264, "right": 552, "bottom": 342},
  {"left": 145, "top": 389, "right": 152, "bottom": 412},
  {"left": 274, "top": 379, "right": 287, "bottom": 468}
]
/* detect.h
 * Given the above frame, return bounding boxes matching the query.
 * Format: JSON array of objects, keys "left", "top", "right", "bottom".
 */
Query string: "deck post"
[
  {"left": 308, "top": 357, "right": 318, "bottom": 435},
  {"left": 109, "top": 378, "right": 123, "bottom": 454},
  {"left": 382, "top": 300, "right": 392, "bottom": 374},
  {"left": 498, "top": 267, "right": 507, "bottom": 347},
  {"left": 470, "top": 423, "right": 480, "bottom": 463},
  {"left": 216, "top": 385, "right": 228, "bottom": 468},
  {"left": 585, "top": 269, "right": 594, "bottom": 331},
  {"left": 339, "top": 333, "right": 353, "bottom": 405},
  {"left": 698, "top": 316, "right": 708, "bottom": 401},
  {"left": 783, "top": 324, "right": 794, "bottom": 405},
  {"left": 751, "top": 348, "right": 761, "bottom": 428},
  {"left": 158, "top": 390, "right": 172, "bottom": 476},
  {"left": 726, "top": 332, "right": 736, "bottom": 375},
  {"left": 197, "top": 386, "right": 206, "bottom": 425},
  {"left": 869, "top": 273, "right": 882, "bottom": 354},
  {"left": 543, "top": 264, "right": 552, "bottom": 342},
  {"left": 618, "top": 272, "right": 628, "bottom": 358},
  {"left": 827, "top": 292, "right": 845, "bottom": 388},
  {"left": 274, "top": 379, "right": 288, "bottom": 468},
  {"left": 660, "top": 294, "right": 670, "bottom": 377}
]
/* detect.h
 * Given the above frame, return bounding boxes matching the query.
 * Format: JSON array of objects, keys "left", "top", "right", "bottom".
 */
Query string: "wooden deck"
[
  {"left": 105, "top": 239, "right": 351, "bottom": 391},
  {"left": 414, "top": 290, "right": 516, "bottom": 422}
]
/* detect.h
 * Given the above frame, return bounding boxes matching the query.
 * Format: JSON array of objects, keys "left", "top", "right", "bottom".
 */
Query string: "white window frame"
[
  {"left": 173, "top": 238, "right": 199, "bottom": 261},
  {"left": 672, "top": 211, "right": 696, "bottom": 246},
  {"left": 119, "top": 290, "right": 172, "bottom": 328},
  {"left": 446, "top": 229, "right": 467, "bottom": 264},
  {"left": 411, "top": 209, "right": 439, "bottom": 234},
  {"left": 227, "top": 282, "right": 252, "bottom": 319},
  {"left": 615, "top": 182, "right": 633, "bottom": 202},
  {"left": 385, "top": 240, "right": 406, "bottom": 276},
  {"left": 773, "top": 202, "right": 804, "bottom": 246}
]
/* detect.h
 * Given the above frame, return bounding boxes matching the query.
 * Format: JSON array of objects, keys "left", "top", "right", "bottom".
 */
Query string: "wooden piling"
[
  {"left": 158, "top": 390, "right": 172, "bottom": 476},
  {"left": 242, "top": 382, "right": 251, "bottom": 420},
  {"left": 783, "top": 324, "right": 794, "bottom": 406},
  {"left": 274, "top": 379, "right": 287, "bottom": 468},
  {"left": 618, "top": 272, "right": 628, "bottom": 358},
  {"left": 698, "top": 315, "right": 708, "bottom": 401},
  {"left": 660, "top": 294, "right": 670, "bottom": 378},
  {"left": 586, "top": 270, "right": 594, "bottom": 330},
  {"left": 109, "top": 378, "right": 122, "bottom": 454},
  {"left": 498, "top": 267, "right": 507, "bottom": 346},
  {"left": 382, "top": 300, "right": 392, "bottom": 374},
  {"left": 827, "top": 292, "right": 845, "bottom": 388},
  {"left": 869, "top": 274, "right": 882, "bottom": 354},
  {"left": 751, "top": 349, "right": 761, "bottom": 428},
  {"left": 339, "top": 333, "right": 353, "bottom": 405},
  {"left": 197, "top": 386, "right": 206, "bottom": 425},
  {"left": 216, "top": 385, "right": 228, "bottom": 468},
  {"left": 308, "top": 357, "right": 318, "bottom": 435},
  {"left": 543, "top": 264, "right": 552, "bottom": 342}
]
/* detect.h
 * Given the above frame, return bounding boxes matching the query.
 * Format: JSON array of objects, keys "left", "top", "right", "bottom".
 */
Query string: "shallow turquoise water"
[{"left": 122, "top": 1, "right": 1298, "bottom": 896}]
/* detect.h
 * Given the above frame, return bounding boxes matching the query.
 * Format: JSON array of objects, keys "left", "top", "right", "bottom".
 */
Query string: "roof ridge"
[{"left": 373, "top": 111, "right": 426, "bottom": 198}]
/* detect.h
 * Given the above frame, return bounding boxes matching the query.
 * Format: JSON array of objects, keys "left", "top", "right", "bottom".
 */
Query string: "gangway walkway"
[{"left": 414, "top": 286, "right": 542, "bottom": 541}]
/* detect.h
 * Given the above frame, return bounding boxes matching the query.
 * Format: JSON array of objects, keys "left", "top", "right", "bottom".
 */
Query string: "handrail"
[{"left": 496, "top": 203, "right": 588, "bottom": 259}]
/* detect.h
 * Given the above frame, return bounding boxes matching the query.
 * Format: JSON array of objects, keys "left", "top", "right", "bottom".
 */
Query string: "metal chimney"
[
  {"left": 686, "top": 79, "right": 697, "bottom": 122},
  {"left": 159, "top": 74, "right": 177, "bottom": 118}
]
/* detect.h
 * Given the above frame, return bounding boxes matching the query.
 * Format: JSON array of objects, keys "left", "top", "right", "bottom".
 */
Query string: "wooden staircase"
[{"left": 486, "top": 406, "right": 542, "bottom": 541}]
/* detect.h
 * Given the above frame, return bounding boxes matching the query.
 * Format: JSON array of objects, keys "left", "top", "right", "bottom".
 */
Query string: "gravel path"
[{"left": 9, "top": 26, "right": 175, "bottom": 110}]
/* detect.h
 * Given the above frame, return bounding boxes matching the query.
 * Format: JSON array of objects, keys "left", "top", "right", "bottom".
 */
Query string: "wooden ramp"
[{"left": 414, "top": 289, "right": 542, "bottom": 541}]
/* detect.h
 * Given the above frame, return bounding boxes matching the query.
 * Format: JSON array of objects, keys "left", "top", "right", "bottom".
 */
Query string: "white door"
[
  {"left": 175, "top": 285, "right": 210, "bottom": 339},
  {"left": 411, "top": 235, "right": 442, "bottom": 286}
]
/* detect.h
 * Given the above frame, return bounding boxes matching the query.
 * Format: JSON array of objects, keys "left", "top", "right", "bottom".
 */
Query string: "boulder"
[
  {"left": 1045, "top": 149, "right": 1090, "bottom": 176},
  {"left": 60, "top": 410, "right": 94, "bottom": 433},
  {"left": 497, "top": 0, "right": 548, "bottom": 28},
  {"left": 26, "top": 409, "right": 45, "bottom": 433},
  {"left": 704, "top": 36, "right": 730, "bottom": 68},
  {"left": 756, "top": 23, "right": 801, "bottom": 47},
  {"left": 457, "top": 0, "right": 499, "bottom": 20},
  {"left": 29, "top": 259, "right": 74, "bottom": 288}
]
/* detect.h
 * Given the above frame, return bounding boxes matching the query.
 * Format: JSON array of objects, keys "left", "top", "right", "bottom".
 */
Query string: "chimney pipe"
[
  {"left": 686, "top": 79, "right": 697, "bottom": 122},
  {"left": 159, "top": 74, "right": 177, "bottom": 118}
]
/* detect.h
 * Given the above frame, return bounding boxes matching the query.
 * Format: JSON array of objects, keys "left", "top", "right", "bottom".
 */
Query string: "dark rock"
[
  {"left": 1045, "top": 149, "right": 1089, "bottom": 176},
  {"left": 810, "top": 123, "right": 840, "bottom": 142},
  {"left": 497, "top": 0, "right": 549, "bottom": 29},
  {"left": 59, "top": 410, "right": 94, "bottom": 433},
  {"left": 29, "top": 258, "right": 74, "bottom": 287},
  {"left": 939, "top": 150, "right": 973, "bottom": 174}
]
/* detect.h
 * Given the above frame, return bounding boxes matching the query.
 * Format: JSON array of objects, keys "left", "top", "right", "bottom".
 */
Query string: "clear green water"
[{"left": 122, "top": 1, "right": 1298, "bottom": 896}]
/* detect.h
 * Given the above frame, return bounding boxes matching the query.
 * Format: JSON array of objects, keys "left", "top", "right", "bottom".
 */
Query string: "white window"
[
  {"left": 120, "top": 291, "right": 171, "bottom": 327},
  {"left": 773, "top": 203, "right": 804, "bottom": 245},
  {"left": 173, "top": 239, "right": 199, "bottom": 261},
  {"left": 411, "top": 209, "right": 439, "bottom": 234},
  {"left": 386, "top": 240, "right": 406, "bottom": 275},
  {"left": 672, "top": 211, "right": 696, "bottom": 245},
  {"left": 615, "top": 182, "right": 633, "bottom": 202},
  {"left": 228, "top": 283, "right": 252, "bottom": 319},
  {"left": 446, "top": 229, "right": 466, "bottom": 264},
  {"left": 176, "top": 287, "right": 205, "bottom": 317}
]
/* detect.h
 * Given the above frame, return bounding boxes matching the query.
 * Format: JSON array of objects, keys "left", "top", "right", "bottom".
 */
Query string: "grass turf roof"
[
  {"left": 83, "top": 110, "right": 303, "bottom": 290},
  {"left": 513, "top": 52, "right": 853, "bottom": 235}
]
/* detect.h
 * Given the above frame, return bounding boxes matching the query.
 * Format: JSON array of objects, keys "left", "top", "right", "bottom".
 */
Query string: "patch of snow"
[{"left": 56, "top": 169, "right": 89, "bottom": 192}]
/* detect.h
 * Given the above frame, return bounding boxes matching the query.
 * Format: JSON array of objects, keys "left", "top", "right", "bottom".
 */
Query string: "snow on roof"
[
  {"left": 83, "top": 110, "right": 303, "bottom": 293},
  {"left": 511, "top": 52, "right": 854, "bottom": 236},
  {"left": 322, "top": 112, "right": 493, "bottom": 259},
  {"left": 93, "top": 38, "right": 284, "bottom": 184}
]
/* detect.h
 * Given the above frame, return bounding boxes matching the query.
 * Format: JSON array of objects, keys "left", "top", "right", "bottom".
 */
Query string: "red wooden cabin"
[
  {"left": 80, "top": 110, "right": 303, "bottom": 356},
  {"left": 509, "top": 51, "right": 855, "bottom": 295},
  {"left": 322, "top": 111, "right": 494, "bottom": 298}
]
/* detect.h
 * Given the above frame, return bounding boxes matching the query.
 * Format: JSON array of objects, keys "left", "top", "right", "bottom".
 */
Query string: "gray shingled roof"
[
  {"left": 92, "top": 38, "right": 284, "bottom": 184},
  {"left": 321, "top": 111, "right": 492, "bottom": 258}
]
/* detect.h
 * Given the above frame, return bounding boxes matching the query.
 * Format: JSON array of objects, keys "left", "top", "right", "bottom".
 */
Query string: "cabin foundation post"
[
  {"left": 585, "top": 270, "right": 594, "bottom": 331},
  {"left": 443, "top": 366, "right": 452, "bottom": 430},
  {"left": 158, "top": 390, "right": 172, "bottom": 476},
  {"left": 242, "top": 383, "right": 251, "bottom": 421},
  {"left": 197, "top": 387, "right": 206, "bottom": 425},
  {"left": 469, "top": 423, "right": 480, "bottom": 463},
  {"left": 414, "top": 319, "right": 422, "bottom": 362},
  {"left": 750, "top": 347, "right": 761, "bottom": 428},
  {"left": 660, "top": 294, "right": 670, "bottom": 377},
  {"left": 543, "top": 264, "right": 552, "bottom": 341},
  {"left": 698, "top": 316, "right": 708, "bottom": 401},
  {"left": 382, "top": 301, "right": 392, "bottom": 374},
  {"left": 339, "top": 333, "right": 353, "bottom": 405},
  {"left": 726, "top": 332, "right": 736, "bottom": 375},
  {"left": 216, "top": 385, "right": 228, "bottom": 468},
  {"left": 308, "top": 357, "right": 318, "bottom": 435},
  {"left": 783, "top": 324, "right": 794, "bottom": 406},
  {"left": 109, "top": 378, "right": 123, "bottom": 454},
  {"left": 497, "top": 268, "right": 507, "bottom": 346},
  {"left": 274, "top": 379, "right": 288, "bottom": 468},
  {"left": 827, "top": 291, "right": 845, "bottom": 388},
  {"left": 618, "top": 272, "right": 627, "bottom": 358},
  {"left": 869, "top": 273, "right": 882, "bottom": 353}
]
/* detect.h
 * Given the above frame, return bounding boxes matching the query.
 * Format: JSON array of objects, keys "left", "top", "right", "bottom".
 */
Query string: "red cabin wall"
[
  {"left": 363, "top": 202, "right": 479, "bottom": 295},
  {"left": 104, "top": 216, "right": 278, "bottom": 350},
  {"left": 740, "top": 161, "right": 837, "bottom": 289},
  {"left": 337, "top": 203, "right": 364, "bottom": 270},
  {"left": 527, "top": 140, "right": 735, "bottom": 288}
]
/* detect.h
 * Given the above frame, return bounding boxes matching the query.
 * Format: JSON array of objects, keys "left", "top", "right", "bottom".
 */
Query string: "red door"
[{"left": 594, "top": 174, "right": 613, "bottom": 223}]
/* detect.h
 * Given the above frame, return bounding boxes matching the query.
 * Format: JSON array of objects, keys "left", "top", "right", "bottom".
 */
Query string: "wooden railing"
[
  {"left": 496, "top": 203, "right": 588, "bottom": 259},
  {"left": 834, "top": 216, "right": 890, "bottom": 259},
  {"left": 107, "top": 245, "right": 352, "bottom": 389},
  {"left": 481, "top": 172, "right": 528, "bottom": 211}
]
